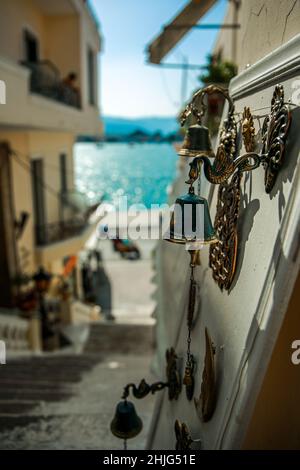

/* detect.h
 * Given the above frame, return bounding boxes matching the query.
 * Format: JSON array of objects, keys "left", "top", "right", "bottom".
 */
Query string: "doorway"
[
  {"left": 31, "top": 158, "right": 46, "bottom": 245},
  {"left": 0, "top": 142, "right": 18, "bottom": 307}
]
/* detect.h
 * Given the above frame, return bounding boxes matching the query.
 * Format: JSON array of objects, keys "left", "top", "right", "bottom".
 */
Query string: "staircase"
[{"left": 84, "top": 322, "right": 155, "bottom": 355}]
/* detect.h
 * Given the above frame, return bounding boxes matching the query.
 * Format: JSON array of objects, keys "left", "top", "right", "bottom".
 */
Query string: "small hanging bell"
[
  {"left": 110, "top": 400, "right": 143, "bottom": 440},
  {"left": 164, "top": 187, "right": 218, "bottom": 245},
  {"left": 178, "top": 124, "right": 214, "bottom": 158}
]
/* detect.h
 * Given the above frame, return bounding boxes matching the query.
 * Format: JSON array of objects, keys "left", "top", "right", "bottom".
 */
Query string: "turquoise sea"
[{"left": 75, "top": 143, "right": 178, "bottom": 208}]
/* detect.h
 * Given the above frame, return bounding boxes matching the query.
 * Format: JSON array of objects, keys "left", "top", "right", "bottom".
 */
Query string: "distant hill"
[{"left": 103, "top": 116, "right": 179, "bottom": 136}]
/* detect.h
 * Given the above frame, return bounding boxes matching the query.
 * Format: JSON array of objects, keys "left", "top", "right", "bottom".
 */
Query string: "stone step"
[{"left": 84, "top": 323, "right": 155, "bottom": 354}]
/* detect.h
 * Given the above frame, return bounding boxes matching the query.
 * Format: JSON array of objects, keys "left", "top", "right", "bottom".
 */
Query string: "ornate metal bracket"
[
  {"left": 182, "top": 83, "right": 291, "bottom": 190},
  {"left": 122, "top": 348, "right": 181, "bottom": 401},
  {"left": 174, "top": 420, "right": 201, "bottom": 450},
  {"left": 194, "top": 328, "right": 216, "bottom": 422},
  {"left": 209, "top": 170, "right": 242, "bottom": 291},
  {"left": 122, "top": 379, "right": 168, "bottom": 400},
  {"left": 241, "top": 86, "right": 291, "bottom": 193}
]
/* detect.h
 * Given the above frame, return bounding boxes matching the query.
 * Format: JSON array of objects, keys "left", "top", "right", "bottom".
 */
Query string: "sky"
[{"left": 90, "top": 0, "right": 227, "bottom": 118}]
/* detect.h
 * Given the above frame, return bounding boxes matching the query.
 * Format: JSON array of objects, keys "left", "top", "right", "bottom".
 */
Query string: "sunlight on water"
[{"left": 75, "top": 143, "right": 178, "bottom": 208}]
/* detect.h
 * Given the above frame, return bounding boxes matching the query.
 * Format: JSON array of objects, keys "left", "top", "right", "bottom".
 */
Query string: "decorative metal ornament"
[
  {"left": 242, "top": 106, "right": 256, "bottom": 152},
  {"left": 165, "top": 347, "right": 182, "bottom": 400},
  {"left": 194, "top": 328, "right": 216, "bottom": 422},
  {"left": 209, "top": 170, "right": 242, "bottom": 291},
  {"left": 261, "top": 84, "right": 291, "bottom": 193},
  {"left": 174, "top": 420, "right": 199, "bottom": 450},
  {"left": 183, "top": 354, "right": 195, "bottom": 401}
]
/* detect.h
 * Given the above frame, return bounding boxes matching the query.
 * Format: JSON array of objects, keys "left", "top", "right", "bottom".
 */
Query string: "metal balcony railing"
[
  {"left": 22, "top": 60, "right": 81, "bottom": 109},
  {"left": 35, "top": 191, "right": 101, "bottom": 246}
]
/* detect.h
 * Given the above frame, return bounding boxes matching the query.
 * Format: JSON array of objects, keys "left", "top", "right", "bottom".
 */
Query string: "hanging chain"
[
  {"left": 197, "top": 173, "right": 201, "bottom": 197},
  {"left": 183, "top": 264, "right": 196, "bottom": 400},
  {"left": 186, "top": 265, "right": 195, "bottom": 367}
]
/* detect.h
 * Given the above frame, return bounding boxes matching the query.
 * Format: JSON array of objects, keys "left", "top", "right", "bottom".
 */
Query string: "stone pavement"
[
  {"left": 86, "top": 238, "right": 157, "bottom": 323},
  {"left": 0, "top": 323, "right": 156, "bottom": 450}
]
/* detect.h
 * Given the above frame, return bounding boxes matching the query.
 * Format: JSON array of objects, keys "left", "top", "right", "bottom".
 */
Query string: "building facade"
[{"left": 0, "top": 0, "right": 102, "bottom": 310}]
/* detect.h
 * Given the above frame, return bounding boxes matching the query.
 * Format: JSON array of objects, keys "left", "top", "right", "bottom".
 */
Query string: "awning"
[{"left": 147, "top": 0, "right": 217, "bottom": 64}]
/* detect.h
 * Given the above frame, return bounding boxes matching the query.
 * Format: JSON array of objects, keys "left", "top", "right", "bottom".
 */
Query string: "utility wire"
[
  {"left": 12, "top": 147, "right": 76, "bottom": 178},
  {"left": 12, "top": 150, "right": 62, "bottom": 201},
  {"left": 159, "top": 67, "right": 180, "bottom": 109}
]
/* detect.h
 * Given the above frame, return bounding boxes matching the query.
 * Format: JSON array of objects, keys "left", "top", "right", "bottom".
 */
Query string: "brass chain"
[{"left": 186, "top": 266, "right": 194, "bottom": 367}]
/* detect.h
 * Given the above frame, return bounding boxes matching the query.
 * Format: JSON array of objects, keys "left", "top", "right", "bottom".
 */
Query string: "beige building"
[
  {"left": 147, "top": 0, "right": 300, "bottom": 450},
  {"left": 0, "top": 0, "right": 102, "bottom": 309}
]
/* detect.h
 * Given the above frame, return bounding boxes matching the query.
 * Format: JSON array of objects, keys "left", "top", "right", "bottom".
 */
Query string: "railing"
[
  {"left": 36, "top": 218, "right": 88, "bottom": 246},
  {"left": 0, "top": 313, "right": 30, "bottom": 351},
  {"left": 35, "top": 191, "right": 101, "bottom": 246},
  {"left": 21, "top": 60, "right": 81, "bottom": 109}
]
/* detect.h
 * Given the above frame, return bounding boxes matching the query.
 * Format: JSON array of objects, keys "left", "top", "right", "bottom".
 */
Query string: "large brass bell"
[
  {"left": 178, "top": 124, "right": 214, "bottom": 158},
  {"left": 164, "top": 186, "right": 218, "bottom": 245},
  {"left": 110, "top": 400, "right": 143, "bottom": 440}
]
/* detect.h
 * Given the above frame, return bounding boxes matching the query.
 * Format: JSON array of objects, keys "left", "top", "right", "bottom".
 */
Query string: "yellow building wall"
[
  {"left": 0, "top": 129, "right": 75, "bottom": 274},
  {"left": 79, "top": 6, "right": 101, "bottom": 110},
  {"left": 44, "top": 15, "right": 81, "bottom": 87},
  {"left": 0, "top": 0, "right": 46, "bottom": 62},
  {"left": 0, "top": 130, "right": 35, "bottom": 273}
]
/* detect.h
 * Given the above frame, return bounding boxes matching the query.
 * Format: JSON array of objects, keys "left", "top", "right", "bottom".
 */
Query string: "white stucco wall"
[{"left": 149, "top": 32, "right": 300, "bottom": 450}]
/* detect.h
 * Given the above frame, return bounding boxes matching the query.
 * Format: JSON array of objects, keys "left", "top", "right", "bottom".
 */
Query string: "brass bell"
[
  {"left": 110, "top": 400, "right": 143, "bottom": 440},
  {"left": 178, "top": 124, "right": 214, "bottom": 158},
  {"left": 164, "top": 186, "right": 218, "bottom": 245}
]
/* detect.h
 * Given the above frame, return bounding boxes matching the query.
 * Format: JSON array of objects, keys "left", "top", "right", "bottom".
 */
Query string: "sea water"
[{"left": 75, "top": 142, "right": 178, "bottom": 209}]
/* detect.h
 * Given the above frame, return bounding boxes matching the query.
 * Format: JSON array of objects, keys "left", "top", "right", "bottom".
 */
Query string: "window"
[
  {"left": 24, "top": 29, "right": 39, "bottom": 63},
  {"left": 87, "top": 47, "right": 95, "bottom": 105},
  {"left": 59, "top": 153, "right": 68, "bottom": 194},
  {"left": 31, "top": 159, "right": 46, "bottom": 244}
]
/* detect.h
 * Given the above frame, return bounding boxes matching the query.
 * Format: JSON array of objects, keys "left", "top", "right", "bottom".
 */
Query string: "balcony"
[
  {"left": 36, "top": 190, "right": 100, "bottom": 246},
  {"left": 21, "top": 60, "right": 81, "bottom": 109},
  {"left": 0, "top": 57, "right": 101, "bottom": 136}
]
